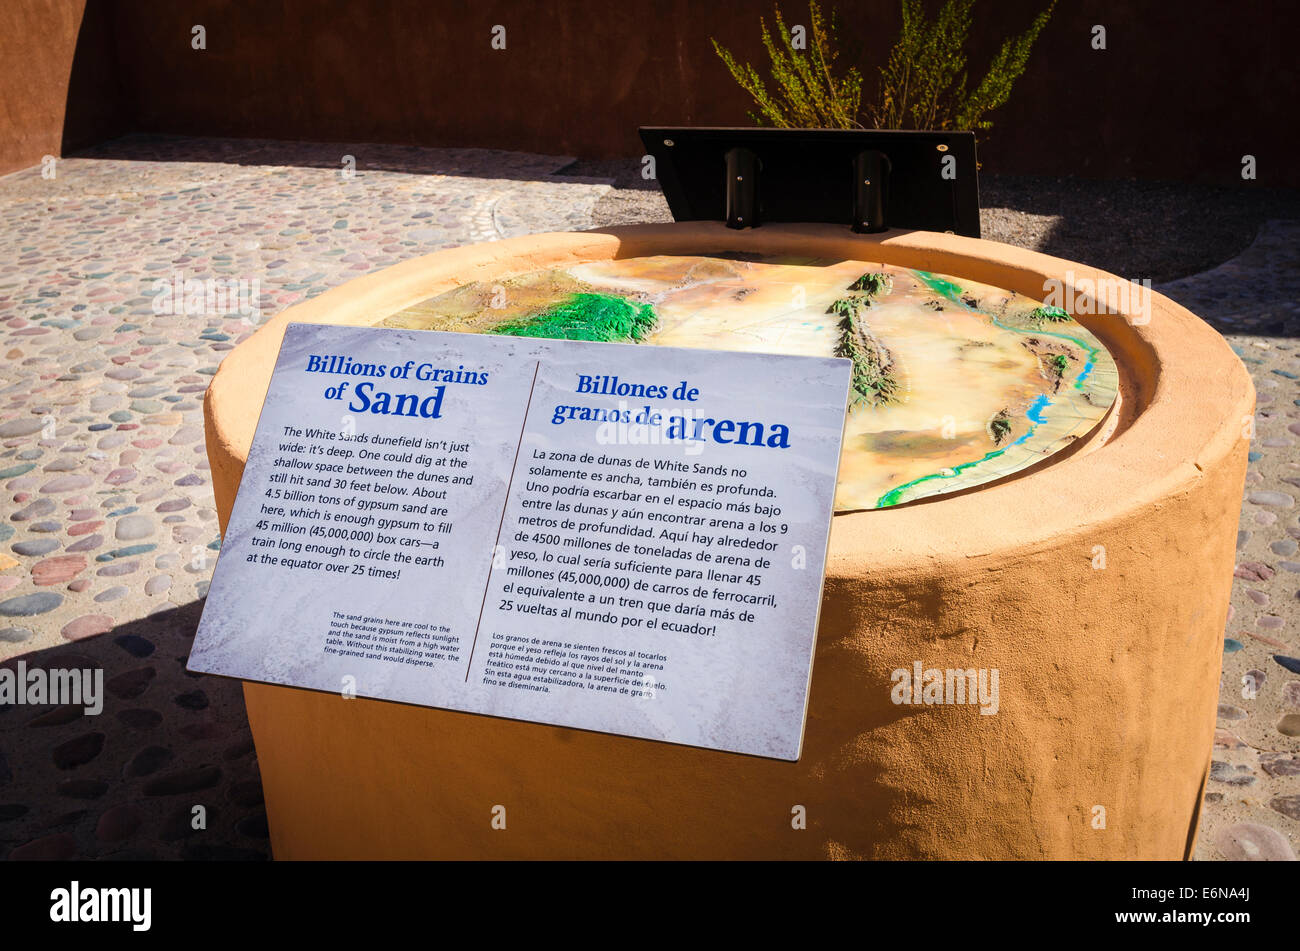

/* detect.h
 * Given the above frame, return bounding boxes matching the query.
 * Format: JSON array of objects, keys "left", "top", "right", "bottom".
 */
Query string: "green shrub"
[
  {"left": 711, "top": 2, "right": 863, "bottom": 129},
  {"left": 713, "top": 0, "right": 1055, "bottom": 132}
]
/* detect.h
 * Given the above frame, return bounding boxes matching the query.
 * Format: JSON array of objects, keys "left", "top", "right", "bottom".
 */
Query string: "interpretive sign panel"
[{"left": 189, "top": 322, "right": 850, "bottom": 759}]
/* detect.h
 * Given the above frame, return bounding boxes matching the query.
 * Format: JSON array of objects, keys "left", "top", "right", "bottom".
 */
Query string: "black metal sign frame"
[{"left": 639, "top": 126, "right": 981, "bottom": 238}]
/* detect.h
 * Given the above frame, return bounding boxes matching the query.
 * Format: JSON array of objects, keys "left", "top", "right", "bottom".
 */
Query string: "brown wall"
[
  {"left": 4, "top": 1, "right": 1297, "bottom": 185},
  {"left": 0, "top": 0, "right": 124, "bottom": 177},
  {"left": 0, "top": 0, "right": 82, "bottom": 176}
]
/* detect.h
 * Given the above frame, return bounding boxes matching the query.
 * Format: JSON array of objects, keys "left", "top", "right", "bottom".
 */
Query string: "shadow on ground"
[
  {"left": 0, "top": 601, "right": 268, "bottom": 860},
  {"left": 65, "top": 134, "right": 610, "bottom": 185},
  {"left": 562, "top": 157, "right": 1300, "bottom": 295},
  {"left": 979, "top": 175, "right": 1300, "bottom": 286}
]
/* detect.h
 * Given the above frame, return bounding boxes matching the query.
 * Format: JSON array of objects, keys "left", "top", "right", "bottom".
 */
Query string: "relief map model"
[{"left": 383, "top": 255, "right": 1119, "bottom": 511}]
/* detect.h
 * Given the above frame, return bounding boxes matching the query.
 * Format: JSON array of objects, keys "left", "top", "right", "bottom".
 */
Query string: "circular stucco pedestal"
[{"left": 204, "top": 224, "right": 1252, "bottom": 859}]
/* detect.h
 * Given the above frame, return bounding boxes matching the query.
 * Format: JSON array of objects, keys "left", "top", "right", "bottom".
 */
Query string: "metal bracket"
[
  {"left": 725, "top": 147, "right": 760, "bottom": 229},
  {"left": 852, "top": 150, "right": 891, "bottom": 234}
]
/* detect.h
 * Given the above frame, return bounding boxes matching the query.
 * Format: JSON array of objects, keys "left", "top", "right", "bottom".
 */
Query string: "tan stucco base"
[{"left": 204, "top": 224, "right": 1253, "bottom": 859}]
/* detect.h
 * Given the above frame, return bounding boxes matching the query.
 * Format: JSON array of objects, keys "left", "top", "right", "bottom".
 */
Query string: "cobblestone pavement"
[
  {"left": 0, "top": 135, "right": 1295, "bottom": 860},
  {"left": 1158, "top": 220, "right": 1300, "bottom": 860}
]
